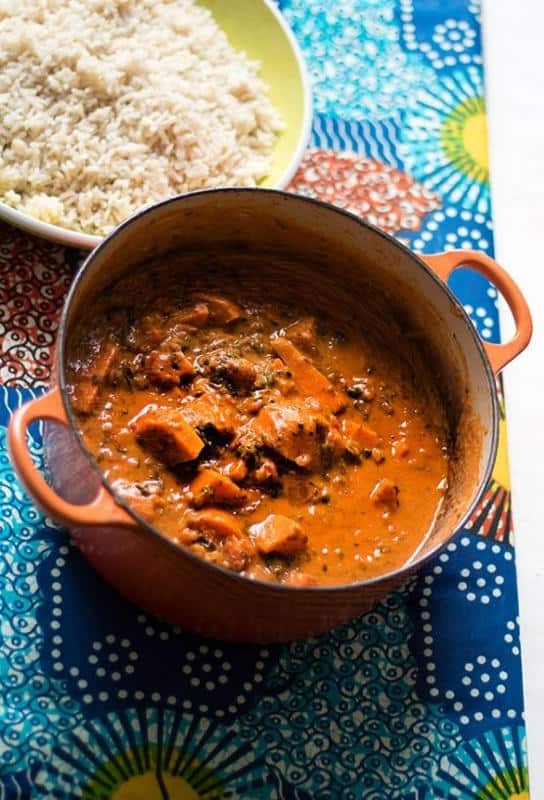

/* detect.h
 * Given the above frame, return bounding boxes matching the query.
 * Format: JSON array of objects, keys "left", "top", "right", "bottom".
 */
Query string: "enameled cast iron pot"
[{"left": 8, "top": 190, "right": 532, "bottom": 643}]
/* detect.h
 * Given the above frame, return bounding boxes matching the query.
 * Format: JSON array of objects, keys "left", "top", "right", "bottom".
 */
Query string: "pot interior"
[{"left": 60, "top": 190, "right": 497, "bottom": 578}]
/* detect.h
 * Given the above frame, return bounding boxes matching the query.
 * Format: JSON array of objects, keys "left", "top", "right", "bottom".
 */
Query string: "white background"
[{"left": 483, "top": 0, "right": 543, "bottom": 794}]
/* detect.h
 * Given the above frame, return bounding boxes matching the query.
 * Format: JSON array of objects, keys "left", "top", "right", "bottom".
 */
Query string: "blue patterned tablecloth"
[{"left": 0, "top": 1, "right": 528, "bottom": 797}]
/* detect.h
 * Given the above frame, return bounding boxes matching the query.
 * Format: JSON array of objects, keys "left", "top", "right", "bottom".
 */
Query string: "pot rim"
[{"left": 56, "top": 187, "right": 499, "bottom": 594}]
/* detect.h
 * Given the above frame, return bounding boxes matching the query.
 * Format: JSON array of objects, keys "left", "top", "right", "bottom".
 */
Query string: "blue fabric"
[{"left": 0, "top": 1, "right": 528, "bottom": 797}]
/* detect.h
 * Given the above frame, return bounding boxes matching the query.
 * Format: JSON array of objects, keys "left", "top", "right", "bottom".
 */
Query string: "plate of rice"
[{"left": 0, "top": 0, "right": 312, "bottom": 249}]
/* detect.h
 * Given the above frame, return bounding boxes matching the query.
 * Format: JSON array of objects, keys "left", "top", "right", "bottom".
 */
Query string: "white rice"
[{"left": 0, "top": 0, "right": 284, "bottom": 235}]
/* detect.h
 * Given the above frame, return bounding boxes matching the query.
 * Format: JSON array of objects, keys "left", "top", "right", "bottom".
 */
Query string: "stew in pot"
[{"left": 66, "top": 254, "right": 450, "bottom": 587}]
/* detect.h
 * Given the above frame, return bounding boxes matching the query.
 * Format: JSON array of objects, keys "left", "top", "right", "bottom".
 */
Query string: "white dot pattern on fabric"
[
  {"left": 455, "top": 542, "right": 505, "bottom": 604},
  {"left": 411, "top": 209, "right": 492, "bottom": 255},
  {"left": 176, "top": 644, "right": 268, "bottom": 707},
  {"left": 80, "top": 635, "right": 144, "bottom": 688},
  {"left": 399, "top": 3, "right": 480, "bottom": 66},
  {"left": 414, "top": 533, "right": 518, "bottom": 729}
]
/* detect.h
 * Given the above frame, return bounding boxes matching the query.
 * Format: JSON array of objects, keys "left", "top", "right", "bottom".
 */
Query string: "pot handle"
[
  {"left": 8, "top": 388, "right": 135, "bottom": 528},
  {"left": 422, "top": 250, "right": 533, "bottom": 374}
]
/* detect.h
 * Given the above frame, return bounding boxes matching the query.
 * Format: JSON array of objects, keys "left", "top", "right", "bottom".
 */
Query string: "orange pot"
[{"left": 7, "top": 190, "right": 532, "bottom": 642}]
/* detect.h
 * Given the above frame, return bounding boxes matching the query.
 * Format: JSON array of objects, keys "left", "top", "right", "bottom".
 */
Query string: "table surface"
[{"left": 482, "top": 0, "right": 544, "bottom": 795}]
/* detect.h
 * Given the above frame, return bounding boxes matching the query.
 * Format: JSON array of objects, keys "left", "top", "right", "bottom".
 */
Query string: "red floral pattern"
[
  {"left": 288, "top": 148, "right": 441, "bottom": 233},
  {"left": 0, "top": 223, "right": 74, "bottom": 388}
]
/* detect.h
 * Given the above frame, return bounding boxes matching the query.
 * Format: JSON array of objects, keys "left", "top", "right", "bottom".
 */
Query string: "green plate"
[{"left": 200, "top": 0, "right": 312, "bottom": 189}]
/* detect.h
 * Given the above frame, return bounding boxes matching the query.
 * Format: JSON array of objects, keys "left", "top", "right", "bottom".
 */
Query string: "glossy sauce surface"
[{"left": 66, "top": 256, "right": 449, "bottom": 586}]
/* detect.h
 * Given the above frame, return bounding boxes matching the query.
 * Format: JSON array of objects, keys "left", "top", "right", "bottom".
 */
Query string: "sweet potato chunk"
[
  {"left": 146, "top": 350, "right": 195, "bottom": 389},
  {"left": 185, "top": 509, "right": 254, "bottom": 571},
  {"left": 192, "top": 293, "right": 241, "bottom": 325},
  {"left": 221, "top": 457, "right": 249, "bottom": 483},
  {"left": 370, "top": 478, "right": 399, "bottom": 508},
  {"left": 341, "top": 419, "right": 380, "bottom": 452},
  {"left": 72, "top": 340, "right": 119, "bottom": 414},
  {"left": 132, "top": 407, "right": 204, "bottom": 465},
  {"left": 187, "top": 508, "right": 243, "bottom": 539},
  {"left": 248, "top": 402, "right": 326, "bottom": 470},
  {"left": 251, "top": 514, "right": 308, "bottom": 556},
  {"left": 271, "top": 337, "right": 346, "bottom": 414},
  {"left": 190, "top": 469, "right": 247, "bottom": 508},
  {"left": 170, "top": 302, "right": 209, "bottom": 329},
  {"left": 180, "top": 392, "right": 237, "bottom": 438}
]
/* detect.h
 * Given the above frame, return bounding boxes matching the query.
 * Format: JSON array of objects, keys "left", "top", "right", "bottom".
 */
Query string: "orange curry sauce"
[{"left": 67, "top": 257, "right": 449, "bottom": 587}]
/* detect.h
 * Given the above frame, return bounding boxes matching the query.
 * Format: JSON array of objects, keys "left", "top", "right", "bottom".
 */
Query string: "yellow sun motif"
[
  {"left": 112, "top": 772, "right": 201, "bottom": 800},
  {"left": 44, "top": 710, "right": 262, "bottom": 800},
  {"left": 476, "top": 766, "right": 529, "bottom": 800},
  {"left": 83, "top": 746, "right": 225, "bottom": 800},
  {"left": 440, "top": 95, "right": 489, "bottom": 184},
  {"left": 493, "top": 417, "right": 511, "bottom": 491},
  {"left": 442, "top": 726, "right": 528, "bottom": 800}
]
